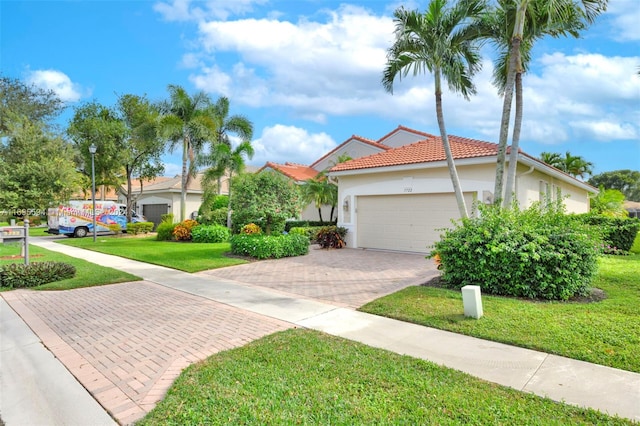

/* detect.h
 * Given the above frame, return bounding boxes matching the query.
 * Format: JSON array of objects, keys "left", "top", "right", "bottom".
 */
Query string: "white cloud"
[
  {"left": 606, "top": 0, "right": 640, "bottom": 42},
  {"left": 250, "top": 124, "right": 336, "bottom": 166},
  {"left": 154, "top": 0, "right": 267, "bottom": 22},
  {"left": 190, "top": 5, "right": 394, "bottom": 116},
  {"left": 26, "top": 69, "right": 85, "bottom": 103}
]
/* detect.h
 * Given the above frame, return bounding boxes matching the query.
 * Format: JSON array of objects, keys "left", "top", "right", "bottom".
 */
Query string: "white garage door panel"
[{"left": 356, "top": 193, "right": 473, "bottom": 254}]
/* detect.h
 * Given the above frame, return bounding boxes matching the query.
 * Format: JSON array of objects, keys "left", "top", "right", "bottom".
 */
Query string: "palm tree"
[
  {"left": 490, "top": 0, "right": 608, "bottom": 206},
  {"left": 539, "top": 151, "right": 593, "bottom": 179},
  {"left": 562, "top": 151, "right": 594, "bottom": 179},
  {"left": 209, "top": 97, "right": 254, "bottom": 194},
  {"left": 201, "top": 140, "right": 254, "bottom": 228},
  {"left": 382, "top": 0, "right": 485, "bottom": 219},
  {"left": 301, "top": 177, "right": 336, "bottom": 223},
  {"left": 158, "top": 85, "right": 218, "bottom": 222}
]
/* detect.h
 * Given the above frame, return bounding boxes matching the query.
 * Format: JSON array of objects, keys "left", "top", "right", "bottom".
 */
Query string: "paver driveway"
[
  {"left": 198, "top": 246, "right": 438, "bottom": 308},
  {"left": 3, "top": 246, "right": 436, "bottom": 424}
]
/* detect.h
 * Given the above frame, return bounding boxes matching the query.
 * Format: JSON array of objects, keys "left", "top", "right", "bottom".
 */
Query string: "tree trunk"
[
  {"left": 126, "top": 166, "right": 133, "bottom": 223},
  {"left": 504, "top": 68, "right": 523, "bottom": 208},
  {"left": 226, "top": 171, "right": 233, "bottom": 229},
  {"left": 318, "top": 207, "right": 323, "bottom": 224},
  {"left": 494, "top": 0, "right": 528, "bottom": 207},
  {"left": 180, "top": 135, "right": 188, "bottom": 222},
  {"left": 434, "top": 70, "right": 468, "bottom": 219}
]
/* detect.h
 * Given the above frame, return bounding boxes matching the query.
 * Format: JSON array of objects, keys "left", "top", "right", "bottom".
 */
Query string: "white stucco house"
[
  {"left": 117, "top": 175, "right": 204, "bottom": 226},
  {"left": 328, "top": 126, "right": 596, "bottom": 254}
]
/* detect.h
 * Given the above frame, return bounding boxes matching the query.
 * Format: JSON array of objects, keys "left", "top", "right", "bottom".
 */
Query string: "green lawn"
[
  {"left": 138, "top": 329, "right": 631, "bottom": 425},
  {"left": 360, "top": 255, "right": 640, "bottom": 373},
  {"left": 57, "top": 236, "right": 247, "bottom": 272},
  {"left": 0, "top": 243, "right": 140, "bottom": 290}
]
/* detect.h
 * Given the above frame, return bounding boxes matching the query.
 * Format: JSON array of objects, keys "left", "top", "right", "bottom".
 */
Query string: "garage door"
[
  {"left": 142, "top": 204, "right": 169, "bottom": 229},
  {"left": 356, "top": 193, "right": 474, "bottom": 254}
]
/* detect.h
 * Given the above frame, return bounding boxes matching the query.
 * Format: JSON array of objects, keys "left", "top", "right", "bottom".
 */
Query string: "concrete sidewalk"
[{"left": 2, "top": 238, "right": 639, "bottom": 424}]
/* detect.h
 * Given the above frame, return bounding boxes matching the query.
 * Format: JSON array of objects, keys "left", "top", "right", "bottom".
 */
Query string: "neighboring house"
[
  {"left": 624, "top": 201, "right": 640, "bottom": 219},
  {"left": 259, "top": 132, "right": 403, "bottom": 221},
  {"left": 117, "top": 175, "right": 203, "bottom": 226},
  {"left": 328, "top": 129, "right": 597, "bottom": 254}
]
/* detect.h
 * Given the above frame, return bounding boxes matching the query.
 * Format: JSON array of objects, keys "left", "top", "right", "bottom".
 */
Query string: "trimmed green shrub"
[
  {"left": 0, "top": 262, "right": 76, "bottom": 288},
  {"left": 284, "top": 220, "right": 336, "bottom": 232},
  {"left": 173, "top": 219, "right": 199, "bottom": 241},
  {"left": 289, "top": 226, "right": 325, "bottom": 242},
  {"left": 574, "top": 215, "right": 639, "bottom": 253},
  {"left": 156, "top": 222, "right": 176, "bottom": 241},
  {"left": 192, "top": 224, "right": 231, "bottom": 243},
  {"left": 433, "top": 204, "right": 601, "bottom": 301},
  {"left": 126, "top": 222, "right": 154, "bottom": 235},
  {"left": 230, "top": 234, "right": 309, "bottom": 259},
  {"left": 108, "top": 223, "right": 122, "bottom": 235},
  {"left": 316, "top": 226, "right": 347, "bottom": 249},
  {"left": 197, "top": 207, "right": 228, "bottom": 226},
  {"left": 161, "top": 213, "right": 174, "bottom": 224}
]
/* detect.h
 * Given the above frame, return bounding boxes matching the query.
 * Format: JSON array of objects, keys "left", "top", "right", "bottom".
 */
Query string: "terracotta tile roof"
[
  {"left": 331, "top": 134, "right": 501, "bottom": 172},
  {"left": 310, "top": 135, "right": 389, "bottom": 169},
  {"left": 376, "top": 125, "right": 437, "bottom": 143},
  {"left": 260, "top": 162, "right": 320, "bottom": 181}
]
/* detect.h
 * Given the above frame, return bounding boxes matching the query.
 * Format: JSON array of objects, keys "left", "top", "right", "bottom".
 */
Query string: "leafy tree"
[
  {"left": 116, "top": 94, "right": 165, "bottom": 222},
  {"left": 68, "top": 96, "right": 165, "bottom": 221},
  {"left": 231, "top": 171, "right": 301, "bottom": 235},
  {"left": 158, "top": 85, "right": 218, "bottom": 221},
  {"left": 0, "top": 119, "right": 81, "bottom": 213},
  {"left": 589, "top": 170, "right": 640, "bottom": 201},
  {"left": 0, "top": 75, "right": 64, "bottom": 135},
  {"left": 590, "top": 188, "right": 628, "bottom": 217},
  {"left": 539, "top": 151, "right": 593, "bottom": 179},
  {"left": 68, "top": 102, "right": 126, "bottom": 192},
  {"left": 489, "top": 0, "right": 607, "bottom": 205},
  {"left": 382, "top": 0, "right": 485, "bottom": 219}
]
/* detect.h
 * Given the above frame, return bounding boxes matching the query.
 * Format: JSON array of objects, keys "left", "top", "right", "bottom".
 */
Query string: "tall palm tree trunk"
[
  {"left": 180, "top": 135, "right": 188, "bottom": 222},
  {"left": 494, "top": 0, "right": 528, "bottom": 206},
  {"left": 435, "top": 71, "right": 468, "bottom": 219},
  {"left": 504, "top": 68, "right": 523, "bottom": 207}
]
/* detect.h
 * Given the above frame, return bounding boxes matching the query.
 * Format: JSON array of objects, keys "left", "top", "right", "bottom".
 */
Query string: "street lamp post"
[{"left": 89, "top": 143, "right": 97, "bottom": 242}]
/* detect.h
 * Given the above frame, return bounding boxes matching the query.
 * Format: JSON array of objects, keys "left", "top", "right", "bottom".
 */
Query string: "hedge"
[
  {"left": 126, "top": 222, "right": 154, "bottom": 235},
  {"left": 0, "top": 262, "right": 76, "bottom": 288},
  {"left": 229, "top": 234, "right": 309, "bottom": 259}
]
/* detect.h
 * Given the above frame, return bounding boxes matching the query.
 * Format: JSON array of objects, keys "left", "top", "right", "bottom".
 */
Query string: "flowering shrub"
[
  {"left": 172, "top": 219, "right": 199, "bottom": 241},
  {"left": 601, "top": 245, "right": 630, "bottom": 256},
  {"left": 241, "top": 223, "right": 262, "bottom": 235}
]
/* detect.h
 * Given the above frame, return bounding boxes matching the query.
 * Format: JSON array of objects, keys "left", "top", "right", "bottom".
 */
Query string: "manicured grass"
[
  {"left": 138, "top": 329, "right": 631, "bottom": 425},
  {"left": 57, "top": 236, "right": 247, "bottom": 273},
  {"left": 0, "top": 243, "right": 140, "bottom": 290},
  {"left": 360, "top": 255, "right": 640, "bottom": 373}
]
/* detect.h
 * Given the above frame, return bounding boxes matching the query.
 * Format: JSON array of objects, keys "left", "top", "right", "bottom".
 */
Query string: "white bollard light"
[{"left": 461, "top": 285, "right": 483, "bottom": 319}]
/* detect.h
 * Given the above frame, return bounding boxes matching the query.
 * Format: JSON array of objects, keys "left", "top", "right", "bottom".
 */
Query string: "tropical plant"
[
  {"left": 590, "top": 188, "right": 628, "bottom": 217},
  {"left": 539, "top": 151, "right": 593, "bottom": 178},
  {"left": 301, "top": 177, "right": 336, "bottom": 223},
  {"left": 489, "top": 0, "right": 608, "bottom": 206},
  {"left": 158, "top": 85, "right": 218, "bottom": 221},
  {"left": 382, "top": 0, "right": 485, "bottom": 219}
]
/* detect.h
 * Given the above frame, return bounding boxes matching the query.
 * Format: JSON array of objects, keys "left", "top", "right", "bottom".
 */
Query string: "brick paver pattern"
[
  {"left": 3, "top": 281, "right": 291, "bottom": 425},
  {"left": 200, "top": 247, "right": 439, "bottom": 308}
]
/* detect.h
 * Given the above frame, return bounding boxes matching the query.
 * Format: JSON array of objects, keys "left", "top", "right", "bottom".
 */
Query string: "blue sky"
[{"left": 2, "top": 0, "right": 639, "bottom": 177}]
